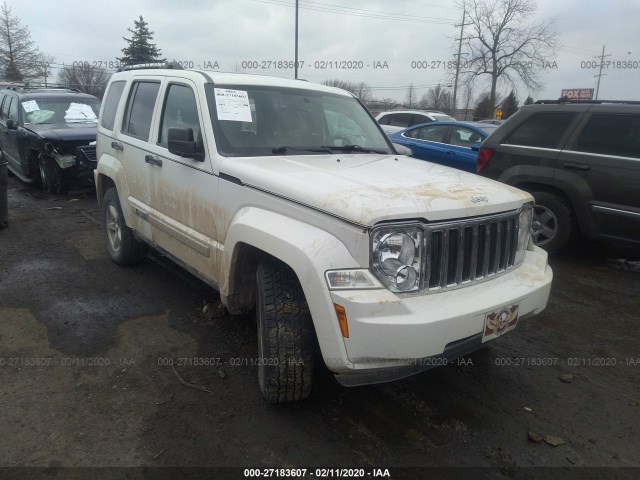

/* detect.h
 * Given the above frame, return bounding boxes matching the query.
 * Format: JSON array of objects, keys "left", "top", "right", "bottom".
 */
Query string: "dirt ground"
[{"left": 0, "top": 175, "right": 638, "bottom": 479}]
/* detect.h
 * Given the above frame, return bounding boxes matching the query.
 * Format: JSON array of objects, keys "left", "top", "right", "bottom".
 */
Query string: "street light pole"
[{"left": 452, "top": 8, "right": 466, "bottom": 118}]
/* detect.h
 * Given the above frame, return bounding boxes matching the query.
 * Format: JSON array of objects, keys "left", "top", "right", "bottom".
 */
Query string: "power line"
[{"left": 246, "top": 0, "right": 456, "bottom": 24}]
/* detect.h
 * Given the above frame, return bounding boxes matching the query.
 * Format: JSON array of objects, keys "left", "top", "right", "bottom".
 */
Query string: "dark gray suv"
[{"left": 479, "top": 100, "right": 640, "bottom": 252}]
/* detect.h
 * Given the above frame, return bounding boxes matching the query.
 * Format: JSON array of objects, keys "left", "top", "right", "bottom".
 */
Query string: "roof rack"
[
  {"left": 1, "top": 84, "right": 80, "bottom": 93},
  {"left": 119, "top": 61, "right": 183, "bottom": 72},
  {"left": 535, "top": 98, "right": 640, "bottom": 105}
]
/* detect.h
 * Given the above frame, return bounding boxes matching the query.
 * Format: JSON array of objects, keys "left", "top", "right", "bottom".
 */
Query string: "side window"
[
  {"left": 101, "top": 81, "right": 126, "bottom": 131},
  {"left": 122, "top": 81, "right": 160, "bottom": 140},
  {"left": 7, "top": 96, "right": 17, "bottom": 121},
  {"left": 387, "top": 113, "right": 412, "bottom": 128},
  {"left": 416, "top": 125, "right": 447, "bottom": 142},
  {"left": 505, "top": 112, "right": 576, "bottom": 148},
  {"left": 450, "top": 127, "right": 481, "bottom": 148},
  {"left": 159, "top": 84, "right": 202, "bottom": 148},
  {"left": 0, "top": 94, "right": 5, "bottom": 119},
  {"left": 403, "top": 127, "right": 420, "bottom": 139},
  {"left": 0, "top": 95, "right": 11, "bottom": 120},
  {"left": 576, "top": 113, "right": 640, "bottom": 159},
  {"left": 410, "top": 114, "right": 432, "bottom": 127},
  {"left": 378, "top": 114, "right": 390, "bottom": 125}
]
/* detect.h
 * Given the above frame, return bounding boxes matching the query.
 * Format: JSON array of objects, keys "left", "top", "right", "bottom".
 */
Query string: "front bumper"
[{"left": 326, "top": 246, "right": 552, "bottom": 384}]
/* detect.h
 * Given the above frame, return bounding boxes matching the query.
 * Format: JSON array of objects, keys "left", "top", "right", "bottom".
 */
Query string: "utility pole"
[
  {"left": 594, "top": 45, "right": 610, "bottom": 100},
  {"left": 452, "top": 9, "right": 467, "bottom": 118},
  {"left": 294, "top": 0, "right": 299, "bottom": 79}
]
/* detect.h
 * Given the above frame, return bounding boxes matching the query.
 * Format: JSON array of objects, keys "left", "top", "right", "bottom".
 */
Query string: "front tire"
[
  {"left": 531, "top": 191, "right": 573, "bottom": 253},
  {"left": 256, "top": 258, "right": 315, "bottom": 403},
  {"left": 101, "top": 187, "right": 147, "bottom": 265},
  {"left": 38, "top": 156, "right": 63, "bottom": 194}
]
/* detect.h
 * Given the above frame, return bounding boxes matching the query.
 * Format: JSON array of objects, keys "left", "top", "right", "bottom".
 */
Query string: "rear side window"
[
  {"left": 122, "top": 81, "right": 160, "bottom": 140},
  {"left": 410, "top": 114, "right": 432, "bottom": 126},
  {"left": 386, "top": 113, "right": 413, "bottom": 128},
  {"left": 505, "top": 112, "right": 576, "bottom": 148},
  {"left": 576, "top": 113, "right": 640, "bottom": 159},
  {"left": 101, "top": 81, "right": 126, "bottom": 131},
  {"left": 417, "top": 124, "right": 448, "bottom": 142}
]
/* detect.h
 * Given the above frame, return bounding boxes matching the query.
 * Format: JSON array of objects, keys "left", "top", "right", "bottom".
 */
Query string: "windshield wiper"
[
  {"left": 271, "top": 146, "right": 333, "bottom": 154},
  {"left": 320, "top": 144, "right": 388, "bottom": 154}
]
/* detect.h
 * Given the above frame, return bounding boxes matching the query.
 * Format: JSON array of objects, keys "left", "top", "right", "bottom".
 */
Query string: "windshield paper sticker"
[
  {"left": 214, "top": 88, "right": 252, "bottom": 122},
  {"left": 65, "top": 103, "right": 98, "bottom": 121},
  {"left": 22, "top": 100, "right": 40, "bottom": 112}
]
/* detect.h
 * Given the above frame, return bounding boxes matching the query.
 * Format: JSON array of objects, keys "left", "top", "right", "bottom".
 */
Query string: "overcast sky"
[{"left": 12, "top": 0, "right": 640, "bottom": 104}]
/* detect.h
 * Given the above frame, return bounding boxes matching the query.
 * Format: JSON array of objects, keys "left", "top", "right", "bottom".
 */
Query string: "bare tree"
[
  {"left": 0, "top": 1, "right": 40, "bottom": 82},
  {"left": 322, "top": 79, "right": 372, "bottom": 103},
  {"left": 404, "top": 83, "right": 416, "bottom": 108},
  {"left": 58, "top": 63, "right": 111, "bottom": 98},
  {"left": 418, "top": 84, "right": 452, "bottom": 114},
  {"left": 32, "top": 53, "right": 55, "bottom": 86},
  {"left": 457, "top": 0, "right": 557, "bottom": 111}
]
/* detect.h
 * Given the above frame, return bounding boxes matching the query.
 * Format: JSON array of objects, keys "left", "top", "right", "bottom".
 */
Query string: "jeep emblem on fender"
[{"left": 470, "top": 195, "right": 489, "bottom": 203}]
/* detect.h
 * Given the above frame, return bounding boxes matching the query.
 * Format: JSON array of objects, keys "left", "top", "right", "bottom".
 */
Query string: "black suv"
[
  {"left": 479, "top": 100, "right": 640, "bottom": 252},
  {"left": 0, "top": 86, "right": 101, "bottom": 193}
]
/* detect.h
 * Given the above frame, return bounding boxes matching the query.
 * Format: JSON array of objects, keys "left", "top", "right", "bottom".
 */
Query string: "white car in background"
[{"left": 376, "top": 109, "right": 455, "bottom": 135}]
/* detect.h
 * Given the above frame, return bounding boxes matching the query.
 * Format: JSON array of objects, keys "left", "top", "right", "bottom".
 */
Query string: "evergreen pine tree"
[
  {"left": 501, "top": 90, "right": 519, "bottom": 119},
  {"left": 118, "top": 16, "right": 165, "bottom": 66}
]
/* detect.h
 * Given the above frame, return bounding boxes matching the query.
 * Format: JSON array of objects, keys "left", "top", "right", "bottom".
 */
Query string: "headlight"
[
  {"left": 371, "top": 226, "right": 423, "bottom": 293},
  {"left": 515, "top": 203, "right": 533, "bottom": 265}
]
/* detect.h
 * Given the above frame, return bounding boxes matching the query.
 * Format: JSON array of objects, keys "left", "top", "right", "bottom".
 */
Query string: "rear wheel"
[
  {"left": 38, "top": 156, "right": 63, "bottom": 194},
  {"left": 101, "top": 187, "right": 147, "bottom": 265},
  {"left": 256, "top": 258, "right": 315, "bottom": 403},
  {"left": 531, "top": 191, "right": 573, "bottom": 253}
]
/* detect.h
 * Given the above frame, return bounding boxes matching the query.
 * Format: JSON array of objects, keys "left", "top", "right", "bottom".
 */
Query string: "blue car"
[{"left": 389, "top": 121, "right": 499, "bottom": 173}]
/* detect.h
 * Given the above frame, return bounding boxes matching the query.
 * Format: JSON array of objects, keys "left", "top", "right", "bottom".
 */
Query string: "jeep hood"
[
  {"left": 25, "top": 123, "right": 97, "bottom": 142},
  {"left": 221, "top": 155, "right": 532, "bottom": 226}
]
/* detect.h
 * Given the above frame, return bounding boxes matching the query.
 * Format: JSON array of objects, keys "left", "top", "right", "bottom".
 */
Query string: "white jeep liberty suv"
[{"left": 95, "top": 64, "right": 552, "bottom": 403}]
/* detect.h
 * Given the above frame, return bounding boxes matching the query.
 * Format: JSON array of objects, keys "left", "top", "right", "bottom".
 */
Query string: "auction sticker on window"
[
  {"left": 482, "top": 304, "right": 519, "bottom": 343},
  {"left": 22, "top": 100, "right": 40, "bottom": 112},
  {"left": 214, "top": 88, "right": 252, "bottom": 122}
]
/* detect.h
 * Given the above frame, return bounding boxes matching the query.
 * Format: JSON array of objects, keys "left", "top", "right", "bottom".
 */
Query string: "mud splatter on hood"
[{"left": 221, "top": 154, "right": 532, "bottom": 226}]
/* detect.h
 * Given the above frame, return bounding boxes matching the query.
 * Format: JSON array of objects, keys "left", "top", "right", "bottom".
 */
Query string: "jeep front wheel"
[
  {"left": 531, "top": 191, "right": 573, "bottom": 253},
  {"left": 101, "top": 187, "right": 147, "bottom": 265},
  {"left": 256, "top": 258, "right": 315, "bottom": 403}
]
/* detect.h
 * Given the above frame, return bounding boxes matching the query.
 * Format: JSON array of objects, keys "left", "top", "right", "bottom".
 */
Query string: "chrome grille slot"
[{"left": 424, "top": 212, "right": 520, "bottom": 293}]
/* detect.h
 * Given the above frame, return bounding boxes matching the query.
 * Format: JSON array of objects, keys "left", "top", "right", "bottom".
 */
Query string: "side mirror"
[
  {"left": 471, "top": 143, "right": 481, "bottom": 152},
  {"left": 392, "top": 142, "right": 413, "bottom": 157},
  {"left": 6, "top": 118, "right": 17, "bottom": 130},
  {"left": 167, "top": 127, "right": 203, "bottom": 161}
]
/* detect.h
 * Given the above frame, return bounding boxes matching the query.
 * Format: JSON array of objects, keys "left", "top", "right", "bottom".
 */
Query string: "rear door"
[
  {"left": 560, "top": 108, "right": 640, "bottom": 242},
  {"left": 118, "top": 77, "right": 162, "bottom": 241},
  {"left": 487, "top": 109, "right": 582, "bottom": 184}
]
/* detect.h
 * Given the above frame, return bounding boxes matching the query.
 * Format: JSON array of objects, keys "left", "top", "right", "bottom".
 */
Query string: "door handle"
[
  {"left": 111, "top": 141, "right": 123, "bottom": 152},
  {"left": 563, "top": 162, "right": 590, "bottom": 171},
  {"left": 446, "top": 151, "right": 456, "bottom": 155},
  {"left": 145, "top": 155, "right": 163, "bottom": 167},
  {"left": 406, "top": 143, "right": 416, "bottom": 147}
]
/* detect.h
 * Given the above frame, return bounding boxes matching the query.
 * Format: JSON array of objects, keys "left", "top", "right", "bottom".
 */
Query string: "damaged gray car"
[{"left": 0, "top": 86, "right": 100, "bottom": 193}]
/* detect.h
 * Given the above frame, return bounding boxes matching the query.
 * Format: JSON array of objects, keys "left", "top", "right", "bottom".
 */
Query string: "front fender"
[
  {"left": 221, "top": 207, "right": 364, "bottom": 371},
  {"left": 94, "top": 154, "right": 134, "bottom": 226}
]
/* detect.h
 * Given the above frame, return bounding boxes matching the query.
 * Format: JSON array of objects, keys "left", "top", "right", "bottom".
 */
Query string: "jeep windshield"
[
  {"left": 21, "top": 97, "right": 100, "bottom": 125},
  {"left": 205, "top": 84, "right": 392, "bottom": 157}
]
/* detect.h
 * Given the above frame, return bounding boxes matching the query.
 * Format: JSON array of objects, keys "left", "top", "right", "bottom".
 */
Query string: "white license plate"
[{"left": 482, "top": 304, "right": 519, "bottom": 343}]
